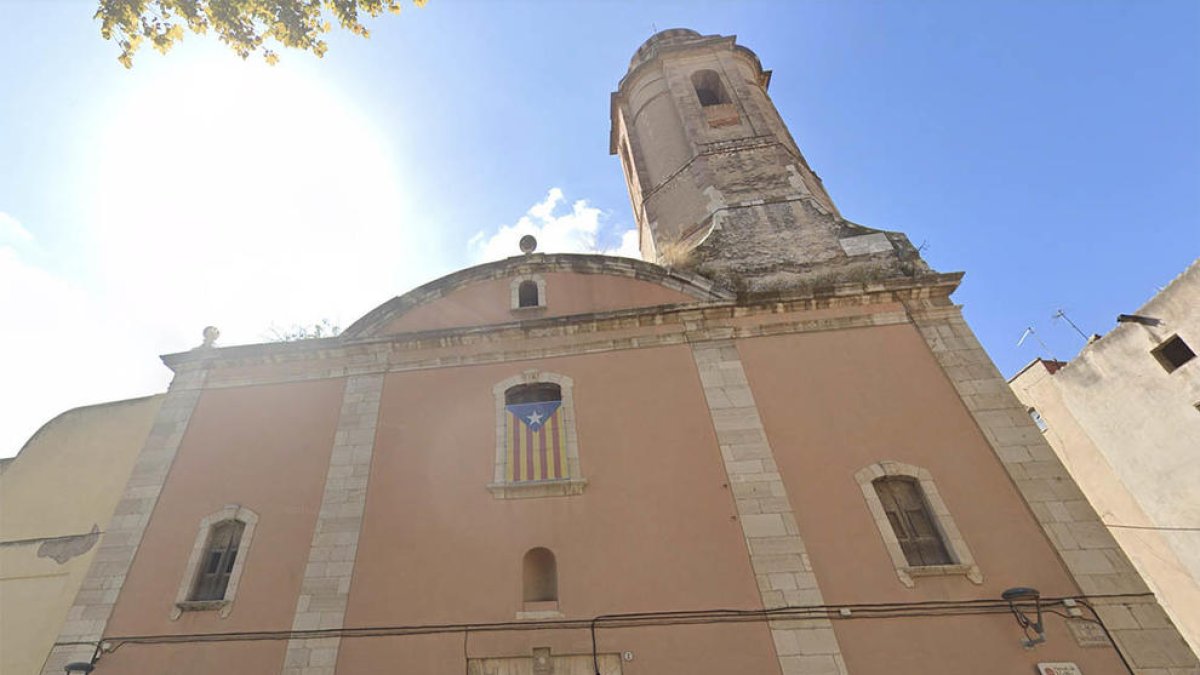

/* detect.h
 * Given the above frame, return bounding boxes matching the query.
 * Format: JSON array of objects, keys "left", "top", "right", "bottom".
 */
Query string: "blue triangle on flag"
[{"left": 507, "top": 400, "right": 561, "bottom": 432}]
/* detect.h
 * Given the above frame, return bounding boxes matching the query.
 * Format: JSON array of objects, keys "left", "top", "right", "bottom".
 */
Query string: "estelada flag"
[{"left": 505, "top": 400, "right": 568, "bottom": 482}]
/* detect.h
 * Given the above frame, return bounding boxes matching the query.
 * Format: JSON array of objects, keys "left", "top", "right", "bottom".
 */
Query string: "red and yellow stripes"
[{"left": 505, "top": 407, "right": 568, "bottom": 482}]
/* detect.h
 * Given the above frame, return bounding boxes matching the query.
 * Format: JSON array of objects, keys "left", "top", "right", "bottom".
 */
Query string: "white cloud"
[
  {"left": 0, "top": 212, "right": 33, "bottom": 244},
  {"left": 469, "top": 188, "right": 640, "bottom": 262}
]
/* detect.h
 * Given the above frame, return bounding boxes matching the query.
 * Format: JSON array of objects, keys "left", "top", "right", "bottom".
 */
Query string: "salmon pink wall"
[
  {"left": 339, "top": 344, "right": 779, "bottom": 671},
  {"left": 738, "top": 325, "right": 1127, "bottom": 672},
  {"left": 104, "top": 379, "right": 346, "bottom": 668},
  {"left": 379, "top": 272, "right": 696, "bottom": 334}
]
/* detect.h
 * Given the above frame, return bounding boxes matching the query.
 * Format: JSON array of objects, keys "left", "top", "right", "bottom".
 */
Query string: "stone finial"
[
  {"left": 519, "top": 234, "right": 538, "bottom": 255},
  {"left": 200, "top": 326, "right": 220, "bottom": 348}
]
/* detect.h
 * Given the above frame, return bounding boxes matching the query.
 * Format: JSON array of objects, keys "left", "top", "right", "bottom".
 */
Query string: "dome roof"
[{"left": 629, "top": 28, "right": 703, "bottom": 69}]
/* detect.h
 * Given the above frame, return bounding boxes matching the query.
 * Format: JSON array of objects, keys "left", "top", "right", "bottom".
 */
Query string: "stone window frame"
[
  {"left": 488, "top": 370, "right": 586, "bottom": 500},
  {"left": 171, "top": 504, "right": 259, "bottom": 619},
  {"left": 854, "top": 461, "right": 982, "bottom": 588},
  {"left": 510, "top": 274, "right": 547, "bottom": 312}
]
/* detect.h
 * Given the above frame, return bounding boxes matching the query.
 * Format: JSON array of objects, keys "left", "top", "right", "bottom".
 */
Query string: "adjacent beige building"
[
  {"left": 0, "top": 395, "right": 161, "bottom": 675},
  {"left": 1010, "top": 259, "right": 1200, "bottom": 656}
]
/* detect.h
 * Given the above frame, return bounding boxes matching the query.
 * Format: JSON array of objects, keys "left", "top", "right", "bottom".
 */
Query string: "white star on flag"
[{"left": 526, "top": 410, "right": 544, "bottom": 426}]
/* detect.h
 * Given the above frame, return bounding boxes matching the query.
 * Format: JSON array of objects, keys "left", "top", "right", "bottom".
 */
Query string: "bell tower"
[{"left": 610, "top": 29, "right": 930, "bottom": 292}]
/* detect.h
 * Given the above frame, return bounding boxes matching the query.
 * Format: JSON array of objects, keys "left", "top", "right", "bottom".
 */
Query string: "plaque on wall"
[
  {"left": 1037, "top": 663, "right": 1083, "bottom": 675},
  {"left": 1066, "top": 619, "right": 1112, "bottom": 648}
]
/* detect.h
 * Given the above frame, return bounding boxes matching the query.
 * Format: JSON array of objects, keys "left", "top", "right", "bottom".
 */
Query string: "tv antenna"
[
  {"left": 1017, "top": 326, "right": 1056, "bottom": 361},
  {"left": 1052, "top": 308, "right": 1089, "bottom": 342}
]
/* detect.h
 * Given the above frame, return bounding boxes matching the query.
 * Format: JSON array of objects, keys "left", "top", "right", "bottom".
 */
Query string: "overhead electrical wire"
[{"left": 84, "top": 592, "right": 1151, "bottom": 660}]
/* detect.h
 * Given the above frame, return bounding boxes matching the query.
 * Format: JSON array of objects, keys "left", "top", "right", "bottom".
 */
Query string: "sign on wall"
[{"left": 1037, "top": 663, "right": 1083, "bottom": 675}]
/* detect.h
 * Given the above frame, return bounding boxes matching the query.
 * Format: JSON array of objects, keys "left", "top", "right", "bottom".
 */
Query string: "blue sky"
[{"left": 1, "top": 1, "right": 1197, "bottom": 457}]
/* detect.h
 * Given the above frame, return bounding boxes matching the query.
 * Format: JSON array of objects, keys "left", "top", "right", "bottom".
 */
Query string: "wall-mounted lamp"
[
  {"left": 64, "top": 663, "right": 95, "bottom": 674},
  {"left": 1002, "top": 587, "right": 1046, "bottom": 648}
]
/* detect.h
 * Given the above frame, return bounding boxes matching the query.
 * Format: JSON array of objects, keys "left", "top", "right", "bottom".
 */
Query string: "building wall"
[
  {"left": 739, "top": 322, "right": 1128, "bottom": 674},
  {"left": 0, "top": 395, "right": 161, "bottom": 675},
  {"left": 380, "top": 271, "right": 697, "bottom": 334},
  {"left": 1010, "top": 259, "right": 1200, "bottom": 655},
  {"left": 60, "top": 285, "right": 1161, "bottom": 674},
  {"left": 94, "top": 379, "right": 346, "bottom": 672}
]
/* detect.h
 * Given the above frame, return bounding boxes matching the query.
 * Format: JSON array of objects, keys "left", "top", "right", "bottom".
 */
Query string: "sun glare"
[{"left": 89, "top": 54, "right": 411, "bottom": 345}]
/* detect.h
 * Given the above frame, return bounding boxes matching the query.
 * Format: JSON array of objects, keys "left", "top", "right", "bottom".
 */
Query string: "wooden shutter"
[
  {"left": 874, "top": 478, "right": 953, "bottom": 566},
  {"left": 192, "top": 520, "right": 245, "bottom": 601}
]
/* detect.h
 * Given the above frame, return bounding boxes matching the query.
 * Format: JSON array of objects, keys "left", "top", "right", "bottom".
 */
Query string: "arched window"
[
  {"left": 523, "top": 547, "right": 558, "bottom": 602},
  {"left": 172, "top": 504, "right": 259, "bottom": 618},
  {"left": 489, "top": 371, "right": 586, "bottom": 499},
  {"left": 518, "top": 280, "right": 540, "bottom": 308},
  {"left": 873, "top": 477, "right": 952, "bottom": 567},
  {"left": 192, "top": 520, "right": 245, "bottom": 600},
  {"left": 510, "top": 275, "right": 546, "bottom": 310},
  {"left": 692, "top": 69, "right": 730, "bottom": 107},
  {"left": 855, "top": 461, "right": 981, "bottom": 587},
  {"left": 504, "top": 382, "right": 566, "bottom": 483}
]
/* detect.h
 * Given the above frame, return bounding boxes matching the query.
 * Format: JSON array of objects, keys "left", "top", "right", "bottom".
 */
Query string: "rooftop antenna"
[
  {"left": 1017, "top": 326, "right": 1056, "bottom": 361},
  {"left": 1052, "top": 308, "right": 1089, "bottom": 342}
]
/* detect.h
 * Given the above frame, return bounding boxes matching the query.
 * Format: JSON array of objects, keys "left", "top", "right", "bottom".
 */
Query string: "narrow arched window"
[
  {"left": 692, "top": 69, "right": 730, "bottom": 107},
  {"left": 523, "top": 547, "right": 558, "bottom": 602},
  {"left": 491, "top": 372, "right": 585, "bottom": 499},
  {"left": 504, "top": 383, "right": 566, "bottom": 483},
  {"left": 518, "top": 280, "right": 539, "bottom": 308},
  {"left": 191, "top": 520, "right": 245, "bottom": 601},
  {"left": 873, "top": 477, "right": 952, "bottom": 567}
]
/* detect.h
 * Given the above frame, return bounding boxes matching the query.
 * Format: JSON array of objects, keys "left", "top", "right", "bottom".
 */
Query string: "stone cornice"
[
  {"left": 341, "top": 253, "right": 731, "bottom": 339},
  {"left": 162, "top": 274, "right": 962, "bottom": 383}
]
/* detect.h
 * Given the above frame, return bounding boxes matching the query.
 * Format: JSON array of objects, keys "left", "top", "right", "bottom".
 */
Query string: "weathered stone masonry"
[
  {"left": 281, "top": 373, "right": 384, "bottom": 675},
  {"left": 908, "top": 302, "right": 1199, "bottom": 674},
  {"left": 691, "top": 340, "right": 848, "bottom": 675},
  {"left": 40, "top": 365, "right": 207, "bottom": 675}
]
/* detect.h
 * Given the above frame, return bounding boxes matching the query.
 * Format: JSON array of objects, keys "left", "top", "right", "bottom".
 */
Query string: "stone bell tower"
[{"left": 610, "top": 29, "right": 930, "bottom": 292}]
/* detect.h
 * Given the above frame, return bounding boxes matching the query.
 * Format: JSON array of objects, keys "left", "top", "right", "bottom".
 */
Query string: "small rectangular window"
[
  {"left": 1151, "top": 335, "right": 1195, "bottom": 373},
  {"left": 1028, "top": 408, "right": 1048, "bottom": 432}
]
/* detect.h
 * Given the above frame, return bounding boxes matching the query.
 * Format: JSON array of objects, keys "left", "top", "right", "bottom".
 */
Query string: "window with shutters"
[
  {"left": 172, "top": 505, "right": 259, "bottom": 619},
  {"left": 192, "top": 520, "right": 245, "bottom": 600},
  {"left": 874, "top": 477, "right": 953, "bottom": 566},
  {"left": 855, "top": 461, "right": 982, "bottom": 588},
  {"left": 489, "top": 370, "right": 587, "bottom": 500}
]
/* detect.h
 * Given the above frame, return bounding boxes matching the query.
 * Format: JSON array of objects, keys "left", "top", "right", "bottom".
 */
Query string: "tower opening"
[{"left": 692, "top": 70, "right": 730, "bottom": 107}]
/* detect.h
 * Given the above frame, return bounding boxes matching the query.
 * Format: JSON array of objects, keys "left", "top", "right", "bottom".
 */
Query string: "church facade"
[{"left": 37, "top": 30, "right": 1196, "bottom": 675}]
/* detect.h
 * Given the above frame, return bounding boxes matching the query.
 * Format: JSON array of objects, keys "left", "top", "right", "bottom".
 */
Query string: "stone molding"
[
  {"left": 170, "top": 504, "right": 259, "bottom": 619},
  {"left": 690, "top": 341, "right": 848, "bottom": 675},
  {"left": 39, "top": 366, "right": 207, "bottom": 675},
  {"left": 907, "top": 302, "right": 1199, "bottom": 672},
  {"left": 510, "top": 273, "right": 547, "bottom": 311},
  {"left": 853, "top": 461, "right": 982, "bottom": 588},
  {"left": 281, "top": 374, "right": 384, "bottom": 675},
  {"left": 343, "top": 253, "right": 731, "bottom": 338},
  {"left": 161, "top": 277, "right": 963, "bottom": 393}
]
